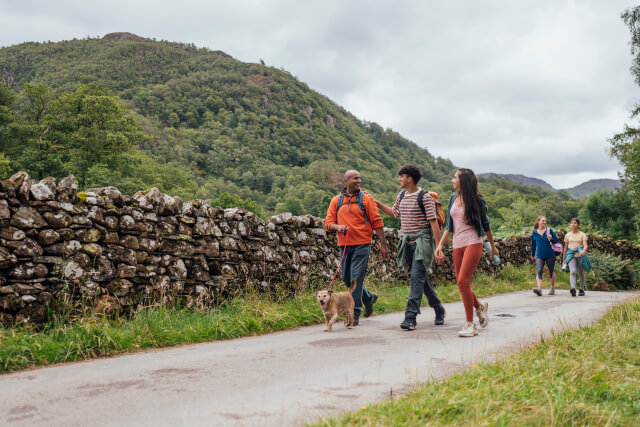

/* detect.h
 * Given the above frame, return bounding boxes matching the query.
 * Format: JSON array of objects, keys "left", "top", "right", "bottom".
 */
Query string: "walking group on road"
[
  {"left": 324, "top": 165, "right": 498, "bottom": 338},
  {"left": 531, "top": 216, "right": 590, "bottom": 297},
  {"left": 324, "top": 165, "right": 591, "bottom": 338}
]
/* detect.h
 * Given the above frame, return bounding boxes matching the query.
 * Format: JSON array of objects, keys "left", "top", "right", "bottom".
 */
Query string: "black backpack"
[{"left": 398, "top": 189, "right": 445, "bottom": 228}]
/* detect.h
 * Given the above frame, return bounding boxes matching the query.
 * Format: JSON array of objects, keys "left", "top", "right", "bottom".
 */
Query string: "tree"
[
  {"left": 44, "top": 82, "right": 147, "bottom": 185},
  {"left": 0, "top": 82, "right": 15, "bottom": 127},
  {"left": 579, "top": 190, "right": 636, "bottom": 240},
  {"left": 611, "top": 7, "right": 640, "bottom": 239},
  {"left": 22, "top": 82, "right": 51, "bottom": 123},
  {"left": 0, "top": 83, "right": 16, "bottom": 158},
  {"left": 0, "top": 153, "right": 11, "bottom": 179},
  {"left": 276, "top": 196, "right": 304, "bottom": 216}
]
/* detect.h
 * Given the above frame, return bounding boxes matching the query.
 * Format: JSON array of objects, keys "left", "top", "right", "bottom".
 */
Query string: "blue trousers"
[{"left": 340, "top": 244, "right": 375, "bottom": 318}]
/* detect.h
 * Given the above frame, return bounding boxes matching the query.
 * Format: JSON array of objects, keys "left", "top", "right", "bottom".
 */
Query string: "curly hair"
[{"left": 397, "top": 164, "right": 422, "bottom": 184}]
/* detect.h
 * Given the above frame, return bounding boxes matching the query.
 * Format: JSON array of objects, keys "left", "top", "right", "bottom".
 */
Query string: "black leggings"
[{"left": 535, "top": 257, "right": 556, "bottom": 280}]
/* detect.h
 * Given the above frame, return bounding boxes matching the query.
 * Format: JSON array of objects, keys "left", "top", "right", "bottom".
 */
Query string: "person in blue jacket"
[{"left": 530, "top": 216, "right": 560, "bottom": 296}]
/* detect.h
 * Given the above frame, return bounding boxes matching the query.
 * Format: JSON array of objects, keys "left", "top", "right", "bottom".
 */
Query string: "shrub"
[
  {"left": 634, "top": 260, "right": 640, "bottom": 288},
  {"left": 587, "top": 251, "right": 638, "bottom": 290}
]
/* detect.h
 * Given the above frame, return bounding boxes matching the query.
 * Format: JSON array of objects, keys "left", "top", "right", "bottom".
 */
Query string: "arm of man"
[
  {"left": 365, "top": 193, "right": 389, "bottom": 260},
  {"left": 429, "top": 218, "right": 441, "bottom": 248},
  {"left": 421, "top": 192, "right": 439, "bottom": 242},
  {"left": 374, "top": 227, "right": 389, "bottom": 260},
  {"left": 324, "top": 197, "right": 347, "bottom": 233},
  {"left": 435, "top": 229, "right": 450, "bottom": 264},
  {"left": 375, "top": 191, "right": 404, "bottom": 218},
  {"left": 375, "top": 199, "right": 396, "bottom": 217}
]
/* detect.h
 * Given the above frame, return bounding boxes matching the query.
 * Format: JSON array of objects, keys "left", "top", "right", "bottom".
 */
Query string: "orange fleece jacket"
[{"left": 324, "top": 191, "right": 385, "bottom": 246}]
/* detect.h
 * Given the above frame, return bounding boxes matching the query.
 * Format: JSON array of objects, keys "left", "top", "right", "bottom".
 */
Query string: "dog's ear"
[{"left": 328, "top": 289, "right": 333, "bottom": 295}]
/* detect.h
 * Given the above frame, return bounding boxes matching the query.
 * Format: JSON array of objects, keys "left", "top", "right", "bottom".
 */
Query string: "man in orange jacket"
[{"left": 324, "top": 170, "right": 389, "bottom": 325}]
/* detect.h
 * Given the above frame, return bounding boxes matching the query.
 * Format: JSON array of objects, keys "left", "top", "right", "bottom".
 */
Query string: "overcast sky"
[{"left": 2, "top": 0, "right": 639, "bottom": 188}]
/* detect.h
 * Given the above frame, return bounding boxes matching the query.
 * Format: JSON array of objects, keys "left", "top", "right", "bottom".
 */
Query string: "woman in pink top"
[{"left": 435, "top": 169, "right": 499, "bottom": 337}]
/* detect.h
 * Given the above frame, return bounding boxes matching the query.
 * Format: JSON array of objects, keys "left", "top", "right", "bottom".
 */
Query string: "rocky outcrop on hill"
[
  {"left": 101, "top": 32, "right": 150, "bottom": 42},
  {"left": 1, "top": 172, "right": 638, "bottom": 326}
]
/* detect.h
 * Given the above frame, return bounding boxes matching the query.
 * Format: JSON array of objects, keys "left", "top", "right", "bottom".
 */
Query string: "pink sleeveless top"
[{"left": 450, "top": 202, "right": 482, "bottom": 249}]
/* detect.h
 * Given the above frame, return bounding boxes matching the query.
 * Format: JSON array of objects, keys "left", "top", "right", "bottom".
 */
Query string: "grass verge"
[
  {"left": 1, "top": 263, "right": 565, "bottom": 374},
  {"left": 315, "top": 294, "right": 640, "bottom": 426}
]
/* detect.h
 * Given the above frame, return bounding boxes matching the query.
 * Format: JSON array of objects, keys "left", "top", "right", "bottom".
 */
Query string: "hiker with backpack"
[
  {"left": 324, "top": 170, "right": 389, "bottom": 325},
  {"left": 435, "top": 168, "right": 498, "bottom": 338},
  {"left": 374, "top": 164, "right": 446, "bottom": 330},
  {"left": 530, "top": 215, "right": 561, "bottom": 296}
]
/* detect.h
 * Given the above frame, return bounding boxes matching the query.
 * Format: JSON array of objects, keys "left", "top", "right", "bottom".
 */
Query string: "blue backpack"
[{"left": 337, "top": 191, "right": 368, "bottom": 224}]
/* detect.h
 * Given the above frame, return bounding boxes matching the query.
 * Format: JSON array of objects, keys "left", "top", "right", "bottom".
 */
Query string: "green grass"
[
  {"left": 0, "top": 263, "right": 563, "bottom": 374},
  {"left": 315, "top": 295, "right": 640, "bottom": 427}
]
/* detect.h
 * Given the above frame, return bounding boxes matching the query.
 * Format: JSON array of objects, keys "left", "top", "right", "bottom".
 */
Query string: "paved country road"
[{"left": 0, "top": 290, "right": 636, "bottom": 426}]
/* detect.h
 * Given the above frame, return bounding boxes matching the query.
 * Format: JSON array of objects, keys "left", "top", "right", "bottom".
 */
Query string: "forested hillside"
[
  {"left": 0, "top": 33, "right": 455, "bottom": 217},
  {"left": 0, "top": 33, "right": 606, "bottom": 236}
]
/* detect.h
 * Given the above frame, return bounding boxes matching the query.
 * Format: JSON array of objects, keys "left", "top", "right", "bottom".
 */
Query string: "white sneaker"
[
  {"left": 476, "top": 302, "right": 489, "bottom": 328},
  {"left": 458, "top": 321, "right": 478, "bottom": 337}
]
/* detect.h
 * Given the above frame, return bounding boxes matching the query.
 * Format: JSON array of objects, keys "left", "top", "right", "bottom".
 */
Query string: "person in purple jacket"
[{"left": 530, "top": 216, "right": 560, "bottom": 296}]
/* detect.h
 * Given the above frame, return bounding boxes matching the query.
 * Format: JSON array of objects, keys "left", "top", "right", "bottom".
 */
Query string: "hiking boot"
[
  {"left": 434, "top": 305, "right": 446, "bottom": 325},
  {"left": 476, "top": 302, "right": 489, "bottom": 328},
  {"left": 400, "top": 317, "right": 416, "bottom": 331},
  {"left": 533, "top": 287, "right": 542, "bottom": 296},
  {"left": 570, "top": 288, "right": 576, "bottom": 297},
  {"left": 352, "top": 317, "right": 359, "bottom": 326},
  {"left": 364, "top": 293, "right": 378, "bottom": 318},
  {"left": 578, "top": 289, "right": 585, "bottom": 296},
  {"left": 458, "top": 322, "right": 478, "bottom": 337},
  {"left": 548, "top": 287, "right": 555, "bottom": 295}
]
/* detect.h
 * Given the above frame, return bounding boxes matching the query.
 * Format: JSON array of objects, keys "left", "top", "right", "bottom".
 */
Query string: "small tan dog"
[{"left": 316, "top": 278, "right": 357, "bottom": 332}]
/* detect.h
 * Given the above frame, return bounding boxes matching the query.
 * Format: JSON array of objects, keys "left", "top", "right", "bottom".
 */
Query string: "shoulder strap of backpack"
[
  {"left": 357, "top": 191, "right": 368, "bottom": 224},
  {"left": 398, "top": 190, "right": 406, "bottom": 202},
  {"left": 417, "top": 189, "right": 427, "bottom": 216},
  {"left": 337, "top": 193, "right": 344, "bottom": 212}
]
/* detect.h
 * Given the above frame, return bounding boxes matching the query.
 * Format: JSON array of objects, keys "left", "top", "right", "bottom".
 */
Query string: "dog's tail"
[{"left": 348, "top": 277, "right": 357, "bottom": 293}]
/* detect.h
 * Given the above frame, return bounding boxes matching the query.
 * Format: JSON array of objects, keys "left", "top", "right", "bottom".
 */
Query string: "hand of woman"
[
  {"left": 530, "top": 256, "right": 535, "bottom": 261},
  {"left": 492, "top": 246, "right": 500, "bottom": 258},
  {"left": 435, "top": 246, "right": 444, "bottom": 264}
]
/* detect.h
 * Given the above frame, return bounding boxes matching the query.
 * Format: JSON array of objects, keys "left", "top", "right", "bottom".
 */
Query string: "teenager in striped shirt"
[{"left": 375, "top": 164, "right": 446, "bottom": 330}]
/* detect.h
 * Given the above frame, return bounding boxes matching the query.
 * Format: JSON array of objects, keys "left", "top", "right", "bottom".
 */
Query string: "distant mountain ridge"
[
  {"left": 477, "top": 173, "right": 554, "bottom": 190},
  {"left": 562, "top": 179, "right": 623, "bottom": 198},
  {"left": 478, "top": 173, "right": 622, "bottom": 198}
]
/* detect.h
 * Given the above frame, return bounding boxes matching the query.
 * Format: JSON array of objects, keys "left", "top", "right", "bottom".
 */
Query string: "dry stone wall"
[{"left": 1, "top": 172, "right": 639, "bottom": 325}]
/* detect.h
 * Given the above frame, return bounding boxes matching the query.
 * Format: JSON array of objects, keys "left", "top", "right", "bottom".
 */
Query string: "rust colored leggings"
[{"left": 453, "top": 243, "right": 483, "bottom": 322}]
